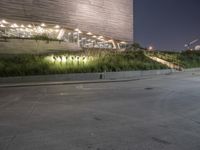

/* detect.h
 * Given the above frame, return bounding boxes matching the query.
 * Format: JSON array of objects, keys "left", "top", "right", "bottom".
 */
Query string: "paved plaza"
[{"left": 0, "top": 72, "right": 200, "bottom": 150}]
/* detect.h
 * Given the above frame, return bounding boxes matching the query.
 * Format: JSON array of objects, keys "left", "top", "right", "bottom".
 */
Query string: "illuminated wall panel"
[{"left": 0, "top": 0, "right": 133, "bottom": 42}]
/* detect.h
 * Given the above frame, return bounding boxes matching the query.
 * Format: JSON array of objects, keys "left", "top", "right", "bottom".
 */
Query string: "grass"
[{"left": 0, "top": 50, "right": 167, "bottom": 77}]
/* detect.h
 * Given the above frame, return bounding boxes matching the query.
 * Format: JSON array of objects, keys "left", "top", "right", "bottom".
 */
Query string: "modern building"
[{"left": 0, "top": 0, "right": 133, "bottom": 51}]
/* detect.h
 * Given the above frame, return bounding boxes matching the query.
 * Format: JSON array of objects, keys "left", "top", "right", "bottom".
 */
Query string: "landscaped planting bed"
[{"left": 0, "top": 50, "right": 167, "bottom": 77}]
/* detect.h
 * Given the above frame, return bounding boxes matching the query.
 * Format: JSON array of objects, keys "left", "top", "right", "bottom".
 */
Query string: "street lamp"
[{"left": 148, "top": 46, "right": 153, "bottom": 51}]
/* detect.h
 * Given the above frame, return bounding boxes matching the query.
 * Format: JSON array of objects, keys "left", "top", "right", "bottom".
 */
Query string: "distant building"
[{"left": 0, "top": 0, "right": 133, "bottom": 52}]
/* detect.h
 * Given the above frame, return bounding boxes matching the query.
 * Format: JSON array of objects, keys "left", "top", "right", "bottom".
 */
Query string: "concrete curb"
[
  {"left": 0, "top": 78, "right": 145, "bottom": 88},
  {"left": 183, "top": 68, "right": 200, "bottom": 72},
  {"left": 0, "top": 69, "right": 176, "bottom": 88}
]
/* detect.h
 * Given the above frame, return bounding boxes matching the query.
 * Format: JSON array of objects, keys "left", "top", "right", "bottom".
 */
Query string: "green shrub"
[{"left": 0, "top": 50, "right": 168, "bottom": 77}]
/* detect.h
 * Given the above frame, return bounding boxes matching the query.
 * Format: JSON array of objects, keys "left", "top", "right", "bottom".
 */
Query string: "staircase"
[{"left": 146, "top": 55, "right": 183, "bottom": 71}]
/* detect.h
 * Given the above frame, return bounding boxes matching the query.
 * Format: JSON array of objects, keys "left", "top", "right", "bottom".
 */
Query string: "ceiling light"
[
  {"left": 54, "top": 25, "right": 60, "bottom": 29},
  {"left": 98, "top": 36, "right": 104, "bottom": 40},
  {"left": 120, "top": 41, "right": 127, "bottom": 44},
  {"left": 87, "top": 32, "right": 92, "bottom": 35},
  {"left": 0, "top": 24, "right": 5, "bottom": 28},
  {"left": 1, "top": 20, "right": 8, "bottom": 24},
  {"left": 75, "top": 28, "right": 80, "bottom": 32},
  {"left": 27, "top": 24, "right": 32, "bottom": 28},
  {"left": 11, "top": 23, "right": 18, "bottom": 28},
  {"left": 74, "top": 28, "right": 82, "bottom": 33},
  {"left": 41, "top": 23, "right": 46, "bottom": 27}
]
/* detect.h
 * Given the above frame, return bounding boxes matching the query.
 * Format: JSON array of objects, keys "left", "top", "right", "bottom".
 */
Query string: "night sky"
[{"left": 135, "top": 0, "right": 200, "bottom": 51}]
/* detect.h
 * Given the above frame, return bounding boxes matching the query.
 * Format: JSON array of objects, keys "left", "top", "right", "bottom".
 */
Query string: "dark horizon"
[{"left": 135, "top": 0, "right": 200, "bottom": 51}]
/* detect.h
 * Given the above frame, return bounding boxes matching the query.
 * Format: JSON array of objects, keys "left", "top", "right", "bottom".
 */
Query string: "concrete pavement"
[{"left": 0, "top": 72, "right": 200, "bottom": 150}]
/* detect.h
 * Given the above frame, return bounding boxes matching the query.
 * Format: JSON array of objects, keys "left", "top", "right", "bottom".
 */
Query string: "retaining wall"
[{"left": 0, "top": 69, "right": 175, "bottom": 84}]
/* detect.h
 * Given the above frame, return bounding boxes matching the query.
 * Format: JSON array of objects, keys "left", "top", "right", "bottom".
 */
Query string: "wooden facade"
[{"left": 0, "top": 0, "right": 133, "bottom": 42}]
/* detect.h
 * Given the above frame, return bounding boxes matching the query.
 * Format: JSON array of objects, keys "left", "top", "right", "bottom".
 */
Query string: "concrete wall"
[
  {"left": 0, "top": 39, "right": 81, "bottom": 54},
  {"left": 0, "top": 0, "right": 134, "bottom": 42},
  {"left": 0, "top": 70, "right": 174, "bottom": 84}
]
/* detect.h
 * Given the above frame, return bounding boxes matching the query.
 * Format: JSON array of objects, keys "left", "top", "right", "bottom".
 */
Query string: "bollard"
[{"left": 99, "top": 73, "right": 103, "bottom": 79}]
